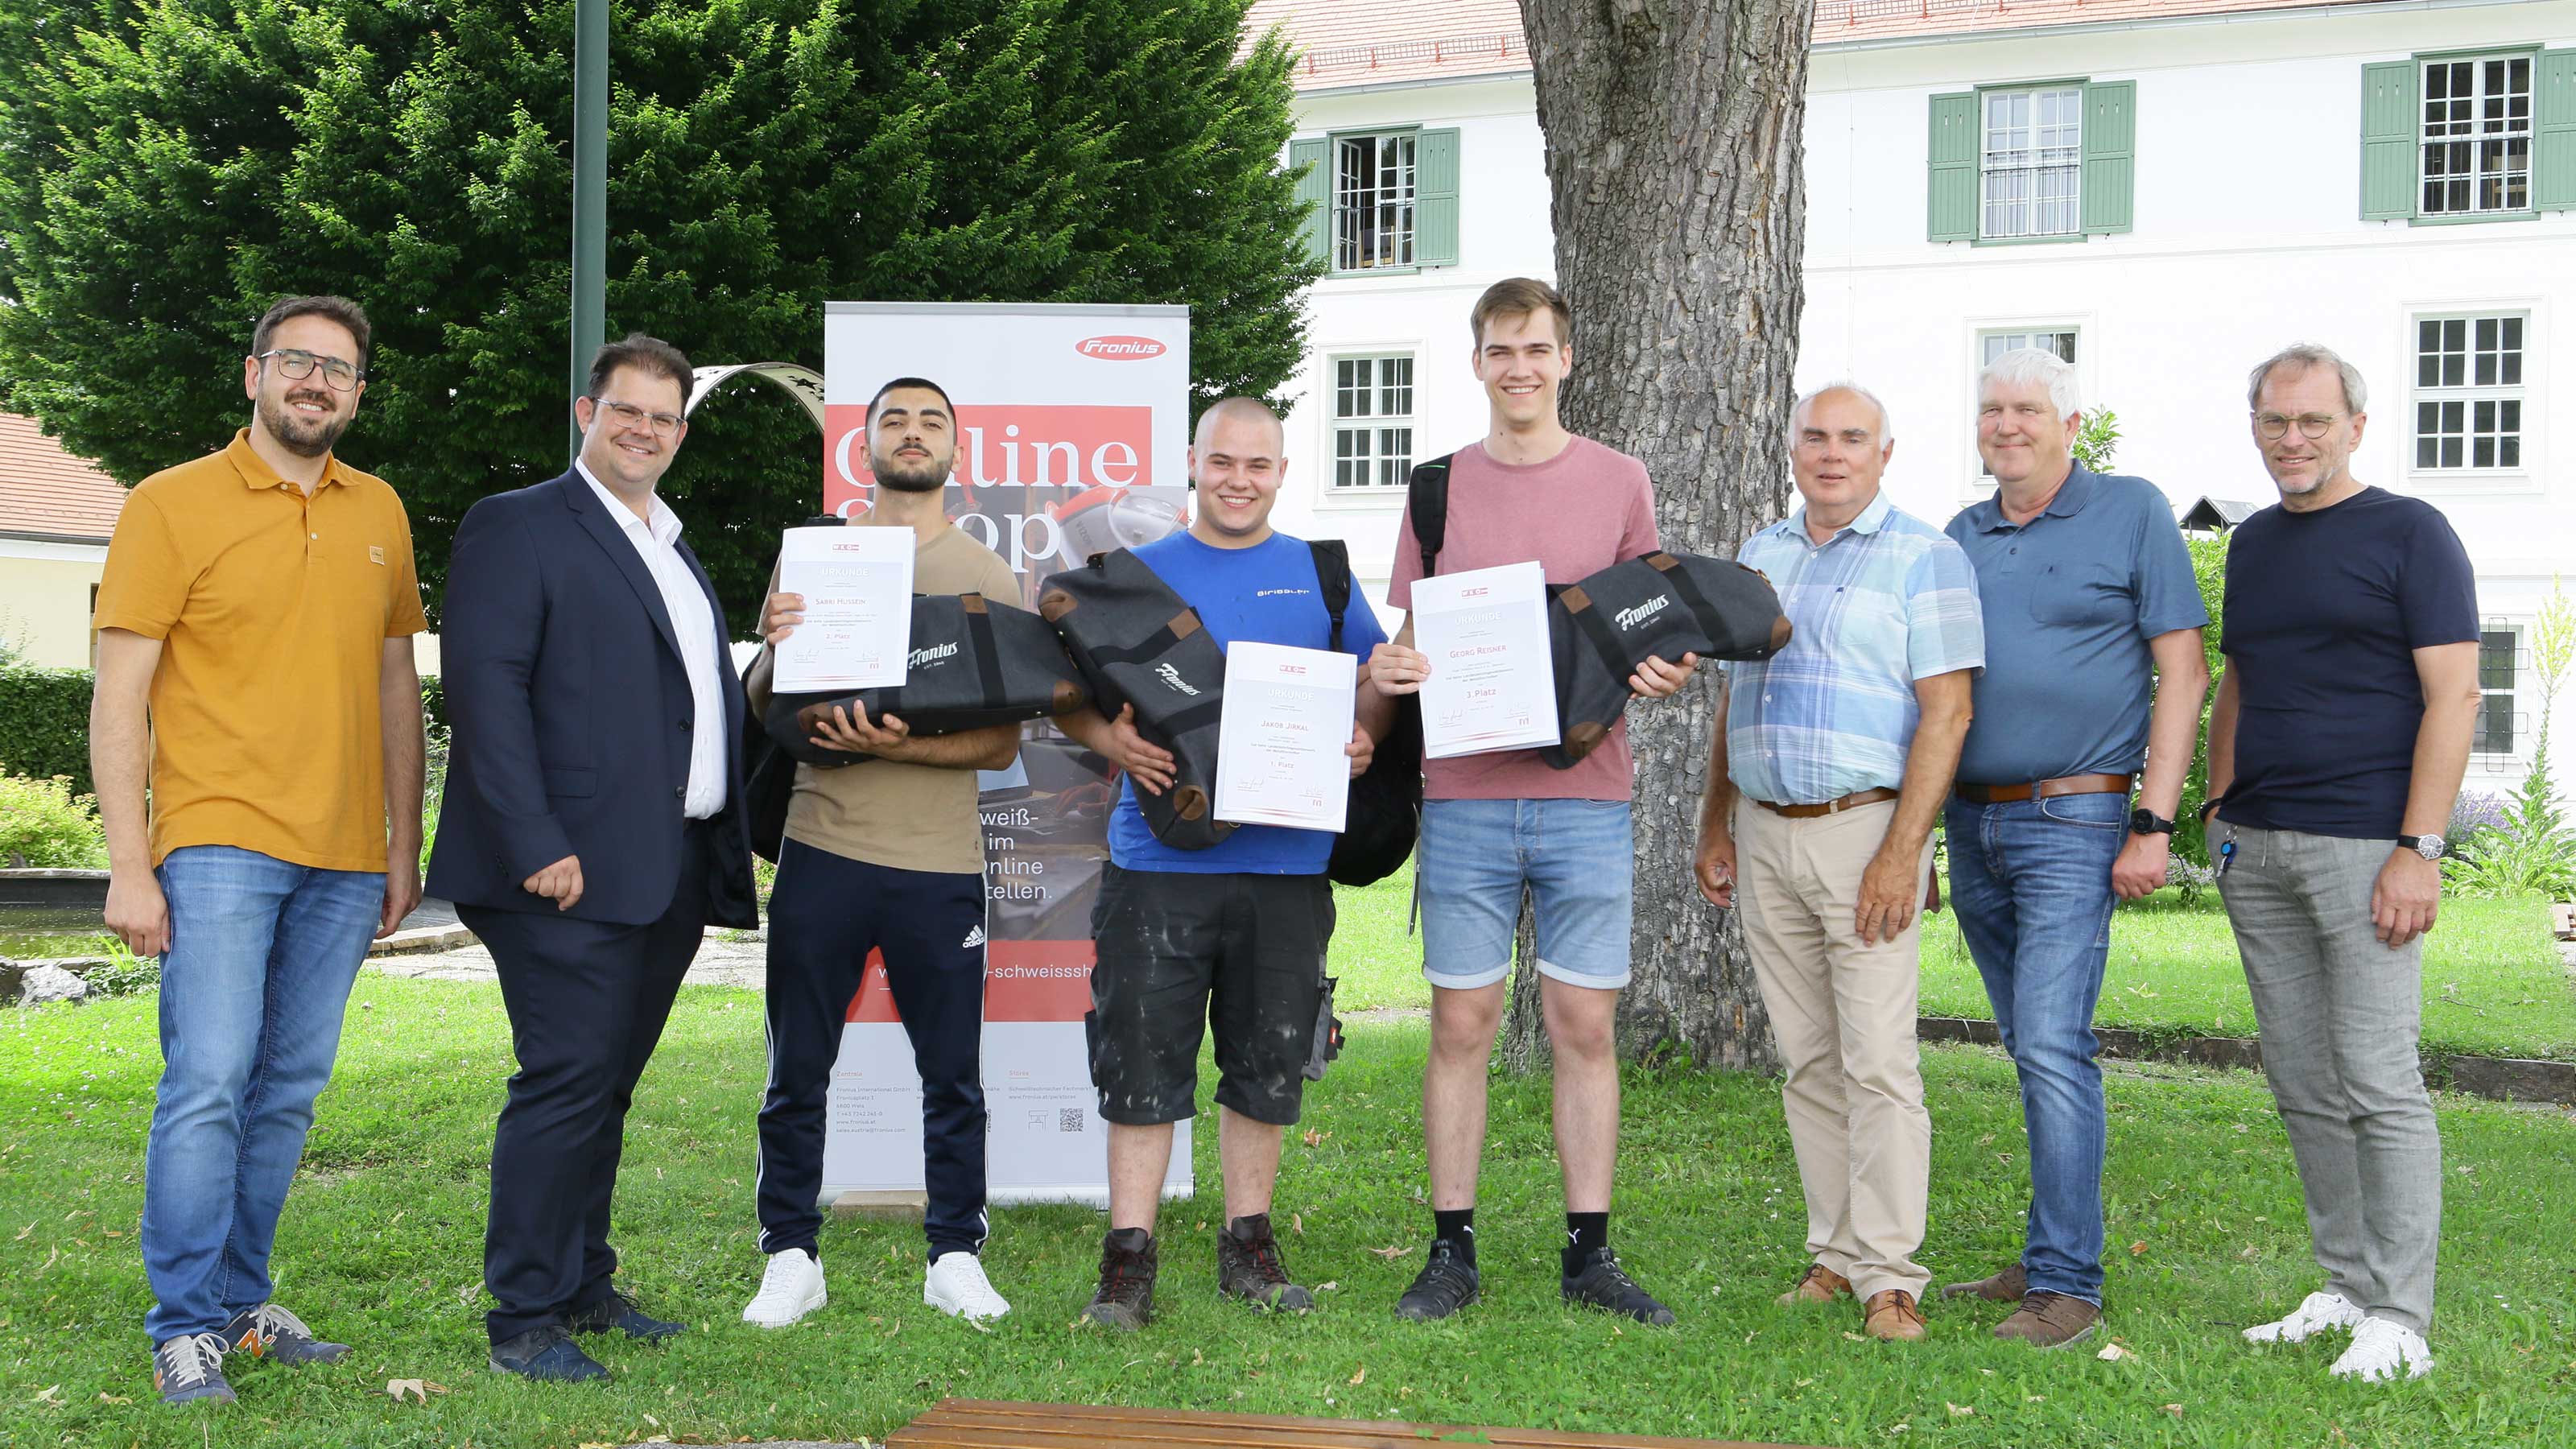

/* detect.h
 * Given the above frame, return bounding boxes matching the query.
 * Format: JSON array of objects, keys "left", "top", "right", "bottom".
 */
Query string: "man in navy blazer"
[{"left": 427, "top": 333, "right": 757, "bottom": 1382}]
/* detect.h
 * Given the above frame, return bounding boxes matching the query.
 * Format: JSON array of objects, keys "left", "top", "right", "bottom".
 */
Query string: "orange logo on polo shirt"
[{"left": 369, "top": 545, "right": 386, "bottom": 565}]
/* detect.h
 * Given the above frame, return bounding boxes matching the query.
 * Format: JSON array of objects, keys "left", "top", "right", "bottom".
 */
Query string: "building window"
[
  {"left": 1334, "top": 134, "right": 1416, "bottom": 272},
  {"left": 1975, "top": 328, "right": 2078, "bottom": 477},
  {"left": 1331, "top": 355, "right": 1414, "bottom": 489},
  {"left": 2413, "top": 313, "right": 2526, "bottom": 471},
  {"left": 2475, "top": 627, "right": 2519, "bottom": 755},
  {"left": 1981, "top": 88, "right": 2083, "bottom": 239},
  {"left": 2421, "top": 56, "right": 2532, "bottom": 216}
]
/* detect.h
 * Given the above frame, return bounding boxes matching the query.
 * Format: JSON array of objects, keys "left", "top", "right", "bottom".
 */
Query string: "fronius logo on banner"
[{"left": 816, "top": 301, "right": 1192, "bottom": 1210}]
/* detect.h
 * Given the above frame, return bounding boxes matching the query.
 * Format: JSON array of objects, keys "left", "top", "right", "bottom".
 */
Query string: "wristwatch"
[
  {"left": 2396, "top": 834, "right": 2446, "bottom": 861},
  {"left": 2128, "top": 807, "right": 2175, "bottom": 837}
]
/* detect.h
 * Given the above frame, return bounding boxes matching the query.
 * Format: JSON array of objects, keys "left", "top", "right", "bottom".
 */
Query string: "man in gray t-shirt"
[{"left": 1936, "top": 349, "right": 2208, "bottom": 1349}]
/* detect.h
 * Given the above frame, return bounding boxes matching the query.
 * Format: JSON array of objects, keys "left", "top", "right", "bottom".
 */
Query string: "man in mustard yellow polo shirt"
[{"left": 89, "top": 295, "right": 428, "bottom": 1407}]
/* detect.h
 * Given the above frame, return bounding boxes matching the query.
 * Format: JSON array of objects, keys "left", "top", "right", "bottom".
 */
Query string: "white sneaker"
[
  {"left": 924, "top": 1250, "right": 1011, "bottom": 1322},
  {"left": 741, "top": 1248, "right": 828, "bottom": 1328},
  {"left": 2243, "top": 1290, "right": 2363, "bottom": 1344},
  {"left": 2330, "top": 1317, "right": 2434, "bottom": 1382}
]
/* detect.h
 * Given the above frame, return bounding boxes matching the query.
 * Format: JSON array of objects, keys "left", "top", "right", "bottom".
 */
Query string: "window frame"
[
  {"left": 2398, "top": 297, "right": 2542, "bottom": 493},
  {"left": 1971, "top": 79, "right": 2088, "bottom": 246},
  {"left": 1319, "top": 347, "right": 1422, "bottom": 501},
  {"left": 1326, "top": 128, "right": 1423, "bottom": 277},
  {"left": 2413, "top": 48, "right": 2541, "bottom": 224},
  {"left": 2471, "top": 623, "right": 2523, "bottom": 763}
]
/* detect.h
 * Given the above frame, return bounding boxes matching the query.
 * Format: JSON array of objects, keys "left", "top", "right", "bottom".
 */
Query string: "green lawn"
[
  {"left": 3, "top": 980, "right": 2574, "bottom": 1447},
  {"left": 1335, "top": 869, "right": 2576, "bottom": 1061}
]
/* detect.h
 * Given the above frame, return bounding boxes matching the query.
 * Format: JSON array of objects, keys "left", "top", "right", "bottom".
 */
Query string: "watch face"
[{"left": 2416, "top": 834, "right": 2446, "bottom": 861}]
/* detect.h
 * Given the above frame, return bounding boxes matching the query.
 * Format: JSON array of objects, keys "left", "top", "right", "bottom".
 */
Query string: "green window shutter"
[
  {"left": 1927, "top": 91, "right": 1978, "bottom": 242},
  {"left": 2537, "top": 49, "right": 2576, "bottom": 212},
  {"left": 1290, "top": 137, "right": 1331, "bottom": 266},
  {"left": 2359, "top": 60, "right": 2419, "bottom": 221},
  {"left": 1415, "top": 128, "right": 1461, "bottom": 266},
  {"left": 2079, "top": 80, "right": 2135, "bottom": 234}
]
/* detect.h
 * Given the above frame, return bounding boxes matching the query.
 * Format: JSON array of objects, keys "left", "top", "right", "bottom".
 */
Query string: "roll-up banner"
[{"left": 817, "top": 302, "right": 1194, "bottom": 1208}]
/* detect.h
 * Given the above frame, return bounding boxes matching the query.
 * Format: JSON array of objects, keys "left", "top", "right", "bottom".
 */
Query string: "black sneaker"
[
  {"left": 1562, "top": 1246, "right": 1676, "bottom": 1326},
  {"left": 1080, "top": 1227, "right": 1158, "bottom": 1331},
  {"left": 1216, "top": 1214, "right": 1315, "bottom": 1313},
  {"left": 488, "top": 1324, "right": 609, "bottom": 1382},
  {"left": 152, "top": 1331, "right": 235, "bottom": 1406},
  {"left": 1395, "top": 1238, "right": 1480, "bottom": 1321},
  {"left": 564, "top": 1287, "right": 685, "bottom": 1342},
  {"left": 222, "top": 1302, "right": 349, "bottom": 1364}
]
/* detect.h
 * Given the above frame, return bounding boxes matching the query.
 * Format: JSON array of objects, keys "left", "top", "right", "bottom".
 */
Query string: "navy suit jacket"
[{"left": 426, "top": 472, "right": 759, "bottom": 929}]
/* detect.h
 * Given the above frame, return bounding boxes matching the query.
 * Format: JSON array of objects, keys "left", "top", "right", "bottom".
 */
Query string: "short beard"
[
  {"left": 871, "top": 451, "right": 951, "bottom": 493},
  {"left": 258, "top": 393, "right": 349, "bottom": 459}
]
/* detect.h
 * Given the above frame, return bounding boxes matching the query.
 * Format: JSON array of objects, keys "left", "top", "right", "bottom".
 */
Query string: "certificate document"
[
  {"left": 771, "top": 525, "right": 915, "bottom": 694},
  {"left": 1412, "top": 560, "right": 1559, "bottom": 760},
  {"left": 1214, "top": 642, "right": 1356, "bottom": 832}
]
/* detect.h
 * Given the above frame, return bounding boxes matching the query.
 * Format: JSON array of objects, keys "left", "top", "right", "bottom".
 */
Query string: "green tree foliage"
[
  {"left": 0, "top": 766, "right": 105, "bottom": 868},
  {"left": 0, "top": 0, "right": 1319, "bottom": 623},
  {"left": 2173, "top": 534, "right": 2227, "bottom": 867},
  {"left": 2069, "top": 405, "right": 2120, "bottom": 474}
]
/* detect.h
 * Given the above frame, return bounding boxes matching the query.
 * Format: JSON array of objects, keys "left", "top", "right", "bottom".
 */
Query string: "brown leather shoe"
[
  {"left": 1992, "top": 1290, "right": 2099, "bottom": 1348},
  {"left": 1940, "top": 1261, "right": 2027, "bottom": 1302},
  {"left": 1862, "top": 1288, "right": 1926, "bottom": 1341},
  {"left": 1776, "top": 1262, "right": 1852, "bottom": 1306}
]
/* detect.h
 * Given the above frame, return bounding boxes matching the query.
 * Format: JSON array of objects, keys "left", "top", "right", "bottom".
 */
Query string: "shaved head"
[{"left": 1193, "top": 396, "right": 1284, "bottom": 454}]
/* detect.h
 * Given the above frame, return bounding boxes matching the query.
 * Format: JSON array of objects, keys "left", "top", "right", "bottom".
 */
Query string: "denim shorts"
[{"left": 1415, "top": 798, "right": 1634, "bottom": 991}]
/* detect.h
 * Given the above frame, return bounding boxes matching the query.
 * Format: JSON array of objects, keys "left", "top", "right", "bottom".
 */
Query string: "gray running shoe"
[
  {"left": 153, "top": 1331, "right": 235, "bottom": 1406},
  {"left": 223, "top": 1302, "right": 350, "bottom": 1364}
]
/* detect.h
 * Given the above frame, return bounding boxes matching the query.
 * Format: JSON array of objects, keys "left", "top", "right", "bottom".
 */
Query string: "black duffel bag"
[
  {"left": 1542, "top": 551, "right": 1793, "bottom": 769},
  {"left": 1036, "top": 548, "right": 1234, "bottom": 851},
  {"left": 765, "top": 592, "right": 1090, "bottom": 767}
]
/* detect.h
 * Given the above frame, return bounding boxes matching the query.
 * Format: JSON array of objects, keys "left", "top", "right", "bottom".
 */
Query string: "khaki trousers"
[{"left": 1735, "top": 798, "right": 1932, "bottom": 1301}]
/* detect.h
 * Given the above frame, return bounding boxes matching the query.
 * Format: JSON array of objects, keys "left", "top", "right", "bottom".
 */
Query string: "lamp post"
[{"left": 568, "top": 0, "right": 609, "bottom": 460}]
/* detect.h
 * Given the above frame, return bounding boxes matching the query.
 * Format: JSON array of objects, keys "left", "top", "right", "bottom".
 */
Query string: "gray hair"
[
  {"left": 1192, "top": 395, "right": 1284, "bottom": 452},
  {"left": 1979, "top": 347, "right": 2079, "bottom": 419},
  {"left": 1793, "top": 380, "right": 1896, "bottom": 447},
  {"left": 2246, "top": 342, "right": 2368, "bottom": 415}
]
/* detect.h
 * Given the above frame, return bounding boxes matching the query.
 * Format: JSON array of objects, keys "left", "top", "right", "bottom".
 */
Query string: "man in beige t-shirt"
[{"left": 738, "top": 378, "right": 1020, "bottom": 1329}]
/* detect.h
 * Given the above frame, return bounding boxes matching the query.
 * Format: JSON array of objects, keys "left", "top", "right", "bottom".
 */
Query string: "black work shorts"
[{"left": 1085, "top": 863, "right": 1334, "bottom": 1127}]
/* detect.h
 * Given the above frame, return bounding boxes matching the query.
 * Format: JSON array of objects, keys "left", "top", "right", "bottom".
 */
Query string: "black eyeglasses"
[
  {"left": 2252, "top": 411, "right": 2340, "bottom": 441},
  {"left": 254, "top": 349, "right": 363, "bottom": 391}
]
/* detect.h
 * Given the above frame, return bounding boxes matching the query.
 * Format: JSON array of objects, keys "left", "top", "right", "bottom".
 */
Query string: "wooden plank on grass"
[{"left": 892, "top": 1397, "right": 1823, "bottom": 1448}]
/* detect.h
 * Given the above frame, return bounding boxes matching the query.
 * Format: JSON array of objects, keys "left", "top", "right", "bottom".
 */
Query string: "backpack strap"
[
  {"left": 1307, "top": 539, "right": 1354, "bottom": 654},
  {"left": 1406, "top": 453, "right": 1455, "bottom": 580}
]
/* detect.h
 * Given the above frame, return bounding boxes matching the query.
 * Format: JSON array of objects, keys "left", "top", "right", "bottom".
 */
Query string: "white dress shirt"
[{"left": 578, "top": 460, "right": 729, "bottom": 819}]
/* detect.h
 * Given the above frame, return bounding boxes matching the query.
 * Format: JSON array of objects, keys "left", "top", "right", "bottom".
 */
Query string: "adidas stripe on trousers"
[{"left": 756, "top": 839, "right": 993, "bottom": 1260}]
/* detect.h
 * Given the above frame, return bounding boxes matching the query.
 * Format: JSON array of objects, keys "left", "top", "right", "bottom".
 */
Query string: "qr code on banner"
[{"left": 1059, "top": 1108, "right": 1085, "bottom": 1133}]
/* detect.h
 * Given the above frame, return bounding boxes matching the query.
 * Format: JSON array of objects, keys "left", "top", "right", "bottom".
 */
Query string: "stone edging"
[{"left": 1916, "top": 1016, "right": 2576, "bottom": 1107}]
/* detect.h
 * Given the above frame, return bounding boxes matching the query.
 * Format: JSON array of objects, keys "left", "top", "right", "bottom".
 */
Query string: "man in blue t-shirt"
[
  {"left": 2207, "top": 344, "right": 2480, "bottom": 1385},
  {"left": 1057, "top": 398, "right": 1392, "bottom": 1331}
]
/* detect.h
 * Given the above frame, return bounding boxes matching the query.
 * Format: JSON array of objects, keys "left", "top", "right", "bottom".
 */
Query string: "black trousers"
[
  {"left": 464, "top": 820, "right": 712, "bottom": 1345},
  {"left": 757, "top": 839, "right": 990, "bottom": 1261}
]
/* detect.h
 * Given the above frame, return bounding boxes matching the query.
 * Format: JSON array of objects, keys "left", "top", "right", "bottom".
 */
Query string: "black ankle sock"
[
  {"left": 1432, "top": 1208, "right": 1476, "bottom": 1260},
  {"left": 1563, "top": 1212, "right": 1609, "bottom": 1275}
]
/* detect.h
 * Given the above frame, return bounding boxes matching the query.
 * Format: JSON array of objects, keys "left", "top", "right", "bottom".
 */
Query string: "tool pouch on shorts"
[{"left": 1302, "top": 974, "right": 1344, "bottom": 1082}]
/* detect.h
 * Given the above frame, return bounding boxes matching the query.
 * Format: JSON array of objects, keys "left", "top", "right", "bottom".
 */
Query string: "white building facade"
[{"left": 1253, "top": 0, "right": 2576, "bottom": 799}]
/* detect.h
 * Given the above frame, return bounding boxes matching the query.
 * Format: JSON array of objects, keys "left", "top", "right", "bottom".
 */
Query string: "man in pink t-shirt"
[{"left": 1366, "top": 279, "right": 1699, "bottom": 1327}]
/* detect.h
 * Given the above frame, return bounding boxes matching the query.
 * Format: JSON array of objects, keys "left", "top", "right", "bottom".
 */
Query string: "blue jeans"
[
  {"left": 1942, "top": 792, "right": 2125, "bottom": 1302},
  {"left": 1416, "top": 799, "right": 1635, "bottom": 990},
  {"left": 142, "top": 846, "right": 382, "bottom": 1341}
]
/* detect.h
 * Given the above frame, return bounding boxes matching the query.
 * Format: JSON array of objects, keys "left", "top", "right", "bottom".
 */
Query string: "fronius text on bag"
[
  {"left": 1543, "top": 551, "right": 1793, "bottom": 769},
  {"left": 765, "top": 592, "right": 1088, "bottom": 767},
  {"left": 1037, "top": 549, "right": 1235, "bottom": 850}
]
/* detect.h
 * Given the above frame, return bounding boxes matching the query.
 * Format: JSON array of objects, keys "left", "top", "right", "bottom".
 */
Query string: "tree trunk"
[{"left": 1501, "top": 0, "right": 1810, "bottom": 1074}]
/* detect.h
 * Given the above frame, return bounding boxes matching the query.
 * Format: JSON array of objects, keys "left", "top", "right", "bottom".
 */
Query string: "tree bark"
[{"left": 1501, "top": 0, "right": 1810, "bottom": 1074}]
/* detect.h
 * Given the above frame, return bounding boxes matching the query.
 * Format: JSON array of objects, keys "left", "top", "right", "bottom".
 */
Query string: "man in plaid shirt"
[{"left": 1694, "top": 382, "right": 1984, "bottom": 1343}]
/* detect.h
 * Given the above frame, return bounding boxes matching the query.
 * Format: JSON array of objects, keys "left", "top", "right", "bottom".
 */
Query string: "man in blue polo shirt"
[
  {"left": 1935, "top": 349, "right": 2208, "bottom": 1349},
  {"left": 1058, "top": 398, "right": 1392, "bottom": 1331}
]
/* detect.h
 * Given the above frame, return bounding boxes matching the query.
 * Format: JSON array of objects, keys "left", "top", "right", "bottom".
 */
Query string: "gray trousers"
[{"left": 2217, "top": 823, "right": 2440, "bottom": 1334}]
